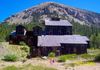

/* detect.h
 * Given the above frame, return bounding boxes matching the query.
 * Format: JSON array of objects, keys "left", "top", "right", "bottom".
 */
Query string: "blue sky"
[{"left": 0, "top": 0, "right": 100, "bottom": 22}]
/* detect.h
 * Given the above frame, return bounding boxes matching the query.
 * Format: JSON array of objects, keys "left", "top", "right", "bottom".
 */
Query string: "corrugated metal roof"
[
  {"left": 45, "top": 19, "right": 72, "bottom": 26},
  {"left": 38, "top": 35, "right": 89, "bottom": 47},
  {"left": 82, "top": 36, "right": 90, "bottom": 41},
  {"left": 38, "top": 35, "right": 61, "bottom": 47},
  {"left": 61, "top": 36, "right": 87, "bottom": 44}
]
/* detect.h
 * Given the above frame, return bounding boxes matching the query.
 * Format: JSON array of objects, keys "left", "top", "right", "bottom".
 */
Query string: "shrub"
[
  {"left": 58, "top": 55, "right": 66, "bottom": 62},
  {"left": 80, "top": 54, "right": 95, "bottom": 59},
  {"left": 66, "top": 54, "right": 77, "bottom": 59},
  {"left": 21, "top": 52, "right": 27, "bottom": 58},
  {"left": 48, "top": 52, "right": 55, "bottom": 58},
  {"left": 20, "top": 42, "right": 26, "bottom": 46},
  {"left": 3, "top": 54, "right": 18, "bottom": 61},
  {"left": 21, "top": 46, "right": 29, "bottom": 53},
  {"left": 58, "top": 54, "right": 77, "bottom": 62},
  {"left": 94, "top": 54, "right": 100, "bottom": 62}
]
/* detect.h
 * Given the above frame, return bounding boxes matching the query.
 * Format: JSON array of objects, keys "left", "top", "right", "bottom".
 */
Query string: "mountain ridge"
[{"left": 4, "top": 2, "right": 100, "bottom": 27}]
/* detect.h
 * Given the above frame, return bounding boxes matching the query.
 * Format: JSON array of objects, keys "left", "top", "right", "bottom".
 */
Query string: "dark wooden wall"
[
  {"left": 34, "top": 44, "right": 87, "bottom": 56},
  {"left": 61, "top": 44, "right": 87, "bottom": 54},
  {"left": 33, "top": 47, "right": 61, "bottom": 56},
  {"left": 33, "top": 26, "right": 43, "bottom": 36},
  {"left": 16, "top": 25, "right": 25, "bottom": 35},
  {"left": 44, "top": 26, "right": 72, "bottom": 35}
]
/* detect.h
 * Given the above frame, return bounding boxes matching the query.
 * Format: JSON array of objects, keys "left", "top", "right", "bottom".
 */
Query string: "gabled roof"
[
  {"left": 45, "top": 19, "right": 72, "bottom": 26},
  {"left": 38, "top": 35, "right": 89, "bottom": 47}
]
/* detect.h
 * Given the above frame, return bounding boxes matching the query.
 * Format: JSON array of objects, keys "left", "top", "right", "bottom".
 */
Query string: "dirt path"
[
  {"left": 0, "top": 58, "right": 65, "bottom": 70},
  {"left": 0, "top": 58, "right": 100, "bottom": 70},
  {"left": 75, "top": 63, "right": 100, "bottom": 70},
  {"left": 25, "top": 58, "right": 65, "bottom": 70}
]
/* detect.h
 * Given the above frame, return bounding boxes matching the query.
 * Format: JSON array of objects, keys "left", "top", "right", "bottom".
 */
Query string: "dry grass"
[
  {"left": 0, "top": 64, "right": 57, "bottom": 70},
  {"left": 0, "top": 42, "right": 29, "bottom": 60}
]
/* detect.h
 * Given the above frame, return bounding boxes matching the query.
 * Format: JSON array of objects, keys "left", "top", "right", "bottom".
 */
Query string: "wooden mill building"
[
  {"left": 36, "top": 18, "right": 89, "bottom": 56},
  {"left": 9, "top": 18, "right": 90, "bottom": 57}
]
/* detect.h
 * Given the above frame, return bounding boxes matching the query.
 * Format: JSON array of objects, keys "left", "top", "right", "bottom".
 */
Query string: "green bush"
[
  {"left": 94, "top": 54, "right": 100, "bottom": 62},
  {"left": 80, "top": 54, "right": 95, "bottom": 59},
  {"left": 48, "top": 52, "right": 55, "bottom": 58},
  {"left": 66, "top": 54, "right": 77, "bottom": 59},
  {"left": 58, "top": 55, "right": 66, "bottom": 62},
  {"left": 58, "top": 54, "right": 77, "bottom": 62},
  {"left": 3, "top": 54, "right": 18, "bottom": 61},
  {"left": 21, "top": 46, "right": 29, "bottom": 53},
  {"left": 20, "top": 42, "right": 26, "bottom": 46}
]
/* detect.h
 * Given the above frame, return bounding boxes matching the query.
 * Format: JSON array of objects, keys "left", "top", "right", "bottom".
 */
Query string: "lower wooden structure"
[{"left": 30, "top": 44, "right": 87, "bottom": 57}]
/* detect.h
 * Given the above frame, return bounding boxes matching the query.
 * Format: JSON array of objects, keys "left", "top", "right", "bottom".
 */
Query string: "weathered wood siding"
[
  {"left": 61, "top": 44, "right": 87, "bottom": 54},
  {"left": 44, "top": 26, "right": 72, "bottom": 35}
]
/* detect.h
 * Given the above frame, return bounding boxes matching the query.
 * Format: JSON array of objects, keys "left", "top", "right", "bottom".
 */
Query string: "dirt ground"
[{"left": 0, "top": 58, "right": 100, "bottom": 70}]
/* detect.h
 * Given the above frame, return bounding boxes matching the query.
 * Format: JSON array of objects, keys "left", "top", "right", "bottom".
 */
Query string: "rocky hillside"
[{"left": 4, "top": 2, "right": 100, "bottom": 26}]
